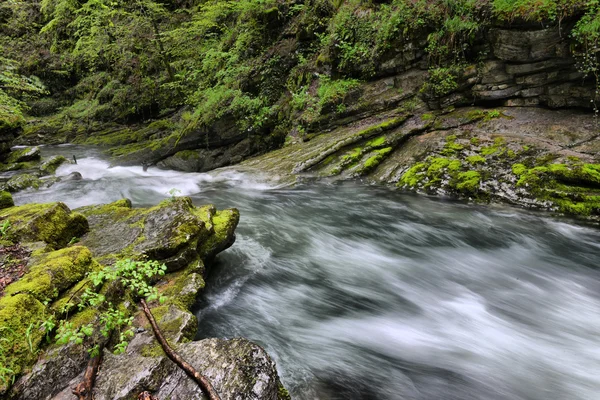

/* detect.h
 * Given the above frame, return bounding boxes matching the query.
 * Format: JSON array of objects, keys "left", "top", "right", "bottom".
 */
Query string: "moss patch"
[
  {"left": 0, "top": 191, "right": 14, "bottom": 209},
  {"left": 4, "top": 246, "right": 98, "bottom": 302},
  {"left": 0, "top": 293, "right": 45, "bottom": 391},
  {"left": 512, "top": 160, "right": 600, "bottom": 216},
  {"left": 39, "top": 156, "right": 68, "bottom": 175},
  {"left": 0, "top": 202, "right": 89, "bottom": 249}
]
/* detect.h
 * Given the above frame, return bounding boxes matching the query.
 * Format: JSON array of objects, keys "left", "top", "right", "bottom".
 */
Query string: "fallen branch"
[
  {"left": 140, "top": 299, "right": 221, "bottom": 400},
  {"left": 72, "top": 343, "right": 104, "bottom": 400},
  {"left": 138, "top": 391, "right": 158, "bottom": 400}
]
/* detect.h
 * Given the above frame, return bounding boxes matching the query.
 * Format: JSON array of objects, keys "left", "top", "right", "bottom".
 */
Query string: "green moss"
[
  {"left": 39, "top": 156, "right": 68, "bottom": 175},
  {"left": 466, "top": 155, "right": 486, "bottom": 165},
  {"left": 455, "top": 171, "right": 481, "bottom": 193},
  {"left": 140, "top": 343, "right": 165, "bottom": 358},
  {"left": 77, "top": 198, "right": 132, "bottom": 217},
  {"left": 441, "top": 135, "right": 464, "bottom": 156},
  {"left": 278, "top": 383, "right": 292, "bottom": 400},
  {"left": 198, "top": 208, "right": 240, "bottom": 260},
  {"left": 399, "top": 162, "right": 428, "bottom": 187},
  {"left": 512, "top": 163, "right": 527, "bottom": 176},
  {"left": 5, "top": 147, "right": 40, "bottom": 164},
  {"left": 470, "top": 137, "right": 480, "bottom": 146},
  {"left": 67, "top": 307, "right": 99, "bottom": 329},
  {"left": 510, "top": 160, "right": 600, "bottom": 217},
  {"left": 421, "top": 113, "right": 435, "bottom": 121},
  {"left": 427, "top": 157, "right": 451, "bottom": 176},
  {"left": 366, "top": 136, "right": 387, "bottom": 148},
  {"left": 0, "top": 191, "right": 14, "bottom": 209},
  {"left": 465, "top": 109, "right": 485, "bottom": 121},
  {"left": 4, "top": 246, "right": 97, "bottom": 302},
  {"left": 0, "top": 202, "right": 89, "bottom": 249},
  {"left": 357, "top": 147, "right": 393, "bottom": 174},
  {"left": 0, "top": 293, "right": 45, "bottom": 390},
  {"left": 341, "top": 147, "right": 363, "bottom": 165},
  {"left": 4, "top": 174, "right": 42, "bottom": 193}
]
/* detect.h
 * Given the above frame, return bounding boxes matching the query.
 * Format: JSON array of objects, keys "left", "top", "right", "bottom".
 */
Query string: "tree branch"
[
  {"left": 72, "top": 343, "right": 104, "bottom": 400},
  {"left": 140, "top": 299, "right": 221, "bottom": 400}
]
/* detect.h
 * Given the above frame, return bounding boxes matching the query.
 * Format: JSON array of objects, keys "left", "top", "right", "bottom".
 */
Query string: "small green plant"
[
  {"left": 421, "top": 66, "right": 460, "bottom": 98},
  {"left": 0, "top": 220, "right": 11, "bottom": 237},
  {"left": 41, "top": 259, "right": 167, "bottom": 358},
  {"left": 167, "top": 188, "right": 181, "bottom": 201},
  {"left": 68, "top": 237, "right": 80, "bottom": 246}
]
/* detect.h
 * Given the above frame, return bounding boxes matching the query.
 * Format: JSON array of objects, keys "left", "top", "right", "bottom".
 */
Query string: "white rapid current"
[{"left": 9, "top": 146, "right": 600, "bottom": 400}]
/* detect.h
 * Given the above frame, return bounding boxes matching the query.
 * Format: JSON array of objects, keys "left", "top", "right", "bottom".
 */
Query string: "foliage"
[
  {"left": 42, "top": 259, "right": 167, "bottom": 356},
  {"left": 0, "top": 0, "right": 598, "bottom": 140}
]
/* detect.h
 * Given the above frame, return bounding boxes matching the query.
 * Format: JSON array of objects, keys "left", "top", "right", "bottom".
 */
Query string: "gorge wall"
[{"left": 1, "top": 1, "right": 599, "bottom": 218}]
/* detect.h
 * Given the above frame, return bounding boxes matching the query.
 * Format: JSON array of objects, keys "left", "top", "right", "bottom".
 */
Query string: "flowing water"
[{"left": 10, "top": 146, "right": 600, "bottom": 400}]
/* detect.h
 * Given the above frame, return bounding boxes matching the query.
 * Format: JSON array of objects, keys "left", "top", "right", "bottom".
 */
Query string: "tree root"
[
  {"left": 140, "top": 299, "right": 222, "bottom": 400},
  {"left": 138, "top": 391, "right": 158, "bottom": 400},
  {"left": 72, "top": 343, "right": 104, "bottom": 400}
]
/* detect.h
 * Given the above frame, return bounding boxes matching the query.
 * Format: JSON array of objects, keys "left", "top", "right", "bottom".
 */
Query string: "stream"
[{"left": 10, "top": 145, "right": 600, "bottom": 400}]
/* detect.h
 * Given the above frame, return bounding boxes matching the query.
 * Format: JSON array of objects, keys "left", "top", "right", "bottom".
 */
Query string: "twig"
[
  {"left": 72, "top": 343, "right": 104, "bottom": 400},
  {"left": 140, "top": 299, "right": 221, "bottom": 400},
  {"left": 138, "top": 391, "right": 158, "bottom": 400}
]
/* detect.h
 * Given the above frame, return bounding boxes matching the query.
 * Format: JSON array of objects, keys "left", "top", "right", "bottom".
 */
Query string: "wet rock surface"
[{"left": 0, "top": 196, "right": 286, "bottom": 400}]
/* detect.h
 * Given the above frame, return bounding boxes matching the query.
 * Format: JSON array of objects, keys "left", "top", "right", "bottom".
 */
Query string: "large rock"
[
  {"left": 39, "top": 155, "right": 68, "bottom": 175},
  {"left": 153, "top": 338, "right": 288, "bottom": 400},
  {"left": 0, "top": 246, "right": 99, "bottom": 395},
  {"left": 46, "top": 338, "right": 289, "bottom": 400},
  {"left": 0, "top": 202, "right": 89, "bottom": 249},
  {"left": 5, "top": 147, "right": 41, "bottom": 164},
  {"left": 3, "top": 173, "right": 42, "bottom": 192},
  {"left": 77, "top": 197, "right": 239, "bottom": 268},
  {"left": 5, "top": 197, "right": 254, "bottom": 400}
]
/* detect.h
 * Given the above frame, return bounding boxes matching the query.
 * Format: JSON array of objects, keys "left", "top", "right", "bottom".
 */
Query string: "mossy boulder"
[
  {"left": 5, "top": 147, "right": 41, "bottom": 164},
  {"left": 4, "top": 246, "right": 99, "bottom": 302},
  {"left": 0, "top": 293, "right": 45, "bottom": 393},
  {"left": 197, "top": 206, "right": 240, "bottom": 260},
  {"left": 39, "top": 155, "right": 68, "bottom": 176},
  {"left": 0, "top": 202, "right": 89, "bottom": 249},
  {"left": 0, "top": 161, "right": 39, "bottom": 173},
  {"left": 0, "top": 191, "right": 14, "bottom": 209},
  {"left": 6, "top": 197, "right": 252, "bottom": 399},
  {"left": 3, "top": 173, "right": 42, "bottom": 193},
  {"left": 77, "top": 197, "right": 239, "bottom": 268},
  {"left": 0, "top": 247, "right": 100, "bottom": 397}
]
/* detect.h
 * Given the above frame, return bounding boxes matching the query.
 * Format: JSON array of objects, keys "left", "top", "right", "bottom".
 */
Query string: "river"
[{"left": 11, "top": 146, "right": 600, "bottom": 400}]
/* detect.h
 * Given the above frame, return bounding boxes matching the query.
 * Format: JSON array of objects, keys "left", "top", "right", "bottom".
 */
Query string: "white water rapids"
[{"left": 10, "top": 146, "right": 600, "bottom": 400}]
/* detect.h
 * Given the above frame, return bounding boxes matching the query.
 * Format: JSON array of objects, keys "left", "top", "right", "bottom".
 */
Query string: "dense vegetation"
[{"left": 0, "top": 0, "right": 599, "bottom": 145}]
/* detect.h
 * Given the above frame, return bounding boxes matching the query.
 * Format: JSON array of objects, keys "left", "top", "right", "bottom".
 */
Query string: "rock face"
[
  {"left": 0, "top": 197, "right": 289, "bottom": 400},
  {"left": 87, "top": 338, "right": 286, "bottom": 400},
  {"left": 97, "top": 18, "right": 596, "bottom": 175}
]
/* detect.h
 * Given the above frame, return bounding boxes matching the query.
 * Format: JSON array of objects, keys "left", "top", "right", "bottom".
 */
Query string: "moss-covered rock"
[
  {"left": 0, "top": 293, "right": 45, "bottom": 393},
  {"left": 3, "top": 173, "right": 42, "bottom": 193},
  {"left": 39, "top": 155, "right": 68, "bottom": 175},
  {"left": 6, "top": 197, "right": 247, "bottom": 399},
  {"left": 197, "top": 206, "right": 240, "bottom": 260},
  {"left": 5, "top": 147, "right": 41, "bottom": 164},
  {"left": 0, "top": 191, "right": 14, "bottom": 209},
  {"left": 0, "top": 202, "right": 89, "bottom": 249},
  {"left": 77, "top": 197, "right": 238, "bottom": 267},
  {"left": 4, "top": 246, "right": 98, "bottom": 302}
]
